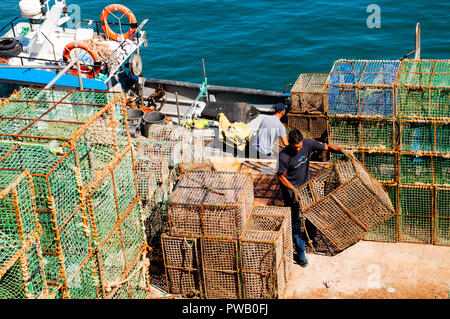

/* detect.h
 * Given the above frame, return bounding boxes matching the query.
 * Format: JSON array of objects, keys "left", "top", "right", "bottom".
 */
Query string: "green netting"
[
  {"left": 0, "top": 236, "right": 47, "bottom": 299},
  {"left": 97, "top": 228, "right": 126, "bottom": 294},
  {"left": 58, "top": 207, "right": 91, "bottom": 284},
  {"left": 436, "top": 188, "right": 450, "bottom": 246},
  {"left": 66, "top": 256, "right": 100, "bottom": 299},
  {"left": 329, "top": 117, "right": 394, "bottom": 150},
  {"left": 398, "top": 186, "right": 433, "bottom": 244},
  {"left": 0, "top": 142, "right": 79, "bottom": 228},
  {"left": 397, "top": 60, "right": 436, "bottom": 86},
  {"left": 435, "top": 122, "right": 450, "bottom": 154},
  {"left": 399, "top": 154, "right": 432, "bottom": 185},
  {"left": 365, "top": 185, "right": 398, "bottom": 242},
  {"left": 87, "top": 174, "right": 119, "bottom": 247},
  {"left": 328, "top": 117, "right": 360, "bottom": 148},
  {"left": 15, "top": 88, "right": 70, "bottom": 102},
  {"left": 396, "top": 60, "right": 450, "bottom": 119},
  {"left": 400, "top": 120, "right": 434, "bottom": 153},
  {"left": 0, "top": 170, "right": 37, "bottom": 247},
  {"left": 0, "top": 257, "right": 27, "bottom": 299},
  {"left": 110, "top": 285, "right": 129, "bottom": 299},
  {"left": 331, "top": 151, "right": 363, "bottom": 163},
  {"left": 434, "top": 156, "right": 450, "bottom": 186},
  {"left": 113, "top": 149, "right": 137, "bottom": 217},
  {"left": 120, "top": 202, "right": 145, "bottom": 266},
  {"left": 0, "top": 101, "right": 48, "bottom": 120},
  {"left": 0, "top": 142, "right": 84, "bottom": 290},
  {"left": 0, "top": 89, "right": 130, "bottom": 189},
  {"left": 399, "top": 186, "right": 432, "bottom": 216},
  {"left": 364, "top": 152, "right": 397, "bottom": 183},
  {"left": 127, "top": 252, "right": 149, "bottom": 299},
  {"left": 24, "top": 238, "right": 47, "bottom": 298},
  {"left": 361, "top": 119, "right": 395, "bottom": 150}
]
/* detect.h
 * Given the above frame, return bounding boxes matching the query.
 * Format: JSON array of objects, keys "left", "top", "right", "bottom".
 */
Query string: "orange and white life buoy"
[
  {"left": 62, "top": 41, "right": 102, "bottom": 79},
  {"left": 100, "top": 4, "right": 138, "bottom": 42}
]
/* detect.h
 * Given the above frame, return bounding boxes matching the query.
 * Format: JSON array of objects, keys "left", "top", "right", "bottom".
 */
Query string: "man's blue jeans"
[{"left": 280, "top": 185, "right": 306, "bottom": 254}]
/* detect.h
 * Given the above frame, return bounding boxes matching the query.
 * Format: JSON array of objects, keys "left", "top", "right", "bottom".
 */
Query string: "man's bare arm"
[
  {"left": 277, "top": 171, "right": 296, "bottom": 191},
  {"left": 280, "top": 136, "right": 288, "bottom": 147}
]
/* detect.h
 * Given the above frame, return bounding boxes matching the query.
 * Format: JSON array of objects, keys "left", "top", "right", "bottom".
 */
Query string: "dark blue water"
[{"left": 1, "top": 0, "right": 449, "bottom": 91}]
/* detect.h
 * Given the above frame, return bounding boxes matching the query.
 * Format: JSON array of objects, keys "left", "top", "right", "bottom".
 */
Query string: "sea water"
[{"left": 0, "top": 0, "right": 449, "bottom": 91}]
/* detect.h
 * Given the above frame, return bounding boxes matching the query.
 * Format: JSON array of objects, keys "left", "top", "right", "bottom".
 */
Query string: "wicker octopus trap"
[{"left": 297, "top": 154, "right": 395, "bottom": 250}]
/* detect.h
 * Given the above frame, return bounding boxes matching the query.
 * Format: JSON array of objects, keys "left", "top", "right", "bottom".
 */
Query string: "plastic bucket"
[
  {"left": 141, "top": 111, "right": 166, "bottom": 138},
  {"left": 127, "top": 108, "right": 144, "bottom": 126}
]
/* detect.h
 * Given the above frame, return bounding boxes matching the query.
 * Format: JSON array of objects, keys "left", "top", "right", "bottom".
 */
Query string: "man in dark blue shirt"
[{"left": 277, "top": 129, "right": 343, "bottom": 267}]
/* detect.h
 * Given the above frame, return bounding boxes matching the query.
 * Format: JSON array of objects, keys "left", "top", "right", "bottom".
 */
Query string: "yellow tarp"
[{"left": 218, "top": 113, "right": 252, "bottom": 152}]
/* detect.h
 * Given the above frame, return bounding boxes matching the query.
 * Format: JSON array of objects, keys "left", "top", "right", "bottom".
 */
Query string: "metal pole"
[
  {"left": 175, "top": 92, "right": 181, "bottom": 125},
  {"left": 75, "top": 50, "right": 84, "bottom": 90},
  {"left": 415, "top": 23, "right": 421, "bottom": 59},
  {"left": 202, "top": 58, "right": 209, "bottom": 102},
  {"left": 0, "top": 65, "right": 61, "bottom": 69},
  {"left": 44, "top": 60, "right": 77, "bottom": 89}
]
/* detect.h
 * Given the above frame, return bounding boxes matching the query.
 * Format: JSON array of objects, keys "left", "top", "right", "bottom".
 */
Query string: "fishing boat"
[{"left": 0, "top": 0, "right": 148, "bottom": 93}]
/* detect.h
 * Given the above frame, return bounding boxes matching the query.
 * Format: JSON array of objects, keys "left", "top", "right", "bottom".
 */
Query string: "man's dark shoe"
[{"left": 294, "top": 252, "right": 308, "bottom": 267}]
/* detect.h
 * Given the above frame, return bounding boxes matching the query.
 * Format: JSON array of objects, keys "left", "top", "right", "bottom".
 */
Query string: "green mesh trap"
[
  {"left": 400, "top": 119, "right": 450, "bottom": 155},
  {"left": 0, "top": 233, "right": 47, "bottom": 299},
  {"left": 0, "top": 88, "right": 130, "bottom": 189},
  {"left": 399, "top": 154, "right": 433, "bottom": 185},
  {"left": 328, "top": 117, "right": 395, "bottom": 150},
  {"left": 364, "top": 184, "right": 398, "bottom": 242},
  {"left": 396, "top": 59, "right": 450, "bottom": 119},
  {"left": 436, "top": 187, "right": 450, "bottom": 246},
  {"left": 398, "top": 185, "right": 433, "bottom": 244}
]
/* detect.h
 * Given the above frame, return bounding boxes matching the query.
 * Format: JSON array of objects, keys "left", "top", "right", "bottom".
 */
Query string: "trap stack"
[
  {"left": 240, "top": 206, "right": 292, "bottom": 299},
  {"left": 0, "top": 169, "right": 47, "bottom": 299},
  {"left": 161, "top": 170, "right": 293, "bottom": 299},
  {"left": 395, "top": 59, "right": 450, "bottom": 246},
  {"left": 326, "top": 59, "right": 450, "bottom": 246},
  {"left": 132, "top": 124, "right": 200, "bottom": 238},
  {"left": 162, "top": 171, "right": 254, "bottom": 299},
  {"left": 288, "top": 73, "right": 329, "bottom": 161},
  {"left": 326, "top": 59, "right": 400, "bottom": 243},
  {"left": 297, "top": 155, "right": 395, "bottom": 250},
  {"left": 0, "top": 88, "right": 150, "bottom": 298}
]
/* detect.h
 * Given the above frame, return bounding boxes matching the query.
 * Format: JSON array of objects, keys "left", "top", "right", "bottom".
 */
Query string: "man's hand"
[
  {"left": 293, "top": 188, "right": 301, "bottom": 203},
  {"left": 325, "top": 144, "right": 343, "bottom": 153}
]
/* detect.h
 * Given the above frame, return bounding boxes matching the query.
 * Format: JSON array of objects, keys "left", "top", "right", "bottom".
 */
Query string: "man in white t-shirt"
[{"left": 251, "top": 103, "right": 289, "bottom": 159}]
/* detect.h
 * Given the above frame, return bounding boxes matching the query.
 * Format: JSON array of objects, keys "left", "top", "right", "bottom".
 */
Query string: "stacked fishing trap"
[
  {"left": 288, "top": 73, "right": 329, "bottom": 161},
  {"left": 324, "top": 59, "right": 450, "bottom": 246},
  {"left": 161, "top": 169, "right": 293, "bottom": 299},
  {"left": 0, "top": 88, "right": 150, "bottom": 299}
]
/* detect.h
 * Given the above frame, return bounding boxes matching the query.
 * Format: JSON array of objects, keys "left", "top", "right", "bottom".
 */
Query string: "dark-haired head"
[{"left": 288, "top": 129, "right": 304, "bottom": 152}]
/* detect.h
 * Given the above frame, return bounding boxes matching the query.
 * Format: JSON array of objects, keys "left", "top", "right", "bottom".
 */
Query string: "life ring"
[
  {"left": 100, "top": 4, "right": 138, "bottom": 42},
  {"left": 62, "top": 41, "right": 102, "bottom": 78}
]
